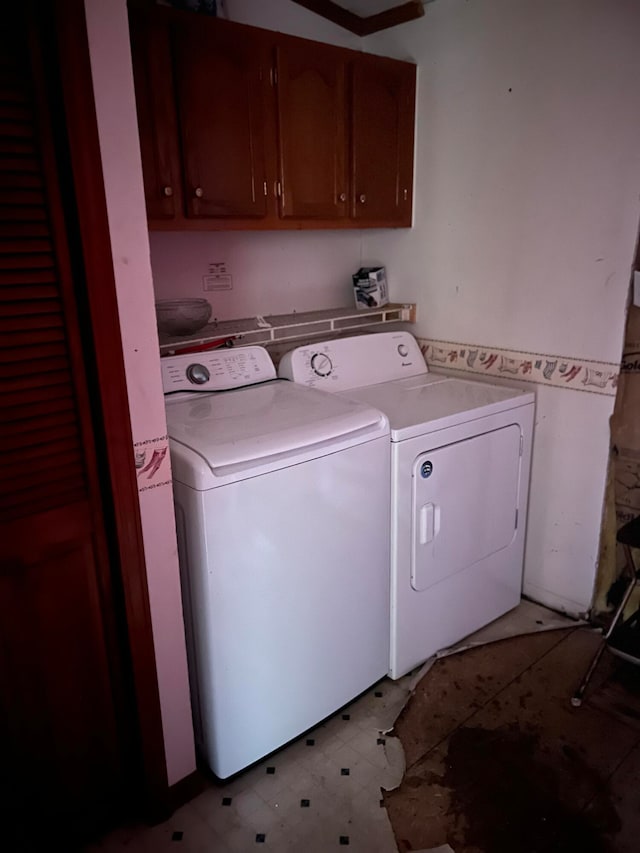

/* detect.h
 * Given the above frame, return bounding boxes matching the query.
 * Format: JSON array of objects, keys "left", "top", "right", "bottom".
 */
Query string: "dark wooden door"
[
  {"left": 129, "top": 6, "right": 181, "bottom": 220},
  {"left": 0, "top": 4, "right": 155, "bottom": 845},
  {"left": 276, "top": 37, "right": 348, "bottom": 220},
  {"left": 351, "top": 54, "right": 416, "bottom": 226},
  {"left": 172, "top": 15, "right": 269, "bottom": 219}
]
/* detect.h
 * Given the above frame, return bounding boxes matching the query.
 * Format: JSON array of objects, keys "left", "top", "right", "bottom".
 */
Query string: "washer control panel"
[
  {"left": 279, "top": 331, "right": 427, "bottom": 391},
  {"left": 162, "top": 346, "right": 276, "bottom": 393}
]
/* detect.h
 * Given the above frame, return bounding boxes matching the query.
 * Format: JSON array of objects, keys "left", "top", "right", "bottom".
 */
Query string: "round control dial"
[
  {"left": 311, "top": 353, "right": 333, "bottom": 377},
  {"left": 398, "top": 343, "right": 409, "bottom": 357},
  {"left": 186, "top": 363, "right": 210, "bottom": 385}
]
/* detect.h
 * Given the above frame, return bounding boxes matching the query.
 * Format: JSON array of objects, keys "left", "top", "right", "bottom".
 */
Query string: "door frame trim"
[{"left": 52, "top": 0, "right": 169, "bottom": 812}]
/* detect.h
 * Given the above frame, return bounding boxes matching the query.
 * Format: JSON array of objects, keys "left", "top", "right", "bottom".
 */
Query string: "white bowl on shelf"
[{"left": 155, "top": 298, "right": 212, "bottom": 336}]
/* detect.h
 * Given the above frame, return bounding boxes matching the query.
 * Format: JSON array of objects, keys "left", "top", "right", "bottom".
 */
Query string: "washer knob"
[
  {"left": 311, "top": 353, "right": 333, "bottom": 377},
  {"left": 186, "top": 363, "right": 210, "bottom": 385},
  {"left": 398, "top": 343, "right": 409, "bottom": 357}
]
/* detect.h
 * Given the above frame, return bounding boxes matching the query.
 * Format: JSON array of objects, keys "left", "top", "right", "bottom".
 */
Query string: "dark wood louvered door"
[{"left": 0, "top": 5, "right": 153, "bottom": 844}]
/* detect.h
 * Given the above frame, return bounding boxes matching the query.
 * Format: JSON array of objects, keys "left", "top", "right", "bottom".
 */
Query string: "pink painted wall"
[{"left": 83, "top": 0, "right": 195, "bottom": 786}]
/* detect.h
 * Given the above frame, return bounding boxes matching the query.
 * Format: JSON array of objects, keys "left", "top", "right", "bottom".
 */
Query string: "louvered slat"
[
  {"left": 3, "top": 385, "right": 73, "bottom": 411},
  {"left": 2, "top": 327, "right": 66, "bottom": 348},
  {"left": 1, "top": 484, "right": 87, "bottom": 521},
  {"left": 0, "top": 357, "right": 69, "bottom": 380},
  {"left": 0, "top": 340, "right": 67, "bottom": 363},
  {"left": 2, "top": 368, "right": 71, "bottom": 393},
  {"left": 2, "top": 407, "right": 75, "bottom": 437},
  {"left": 0, "top": 205, "right": 48, "bottom": 221},
  {"left": 0, "top": 33, "right": 87, "bottom": 522},
  {"left": 0, "top": 139, "right": 36, "bottom": 157},
  {"left": 3, "top": 422, "right": 78, "bottom": 453},
  {"left": 0, "top": 103, "right": 31, "bottom": 123},
  {"left": 0, "top": 222, "right": 49, "bottom": 237},
  {"left": 0, "top": 461, "right": 85, "bottom": 501},
  {"left": 0, "top": 391, "right": 74, "bottom": 422},
  {"left": 0, "top": 448, "right": 82, "bottom": 483},
  {"left": 0, "top": 436, "right": 79, "bottom": 467},
  {"left": 0, "top": 285, "right": 59, "bottom": 302},
  {"left": 2, "top": 298, "right": 61, "bottom": 316},
  {"left": 0, "top": 312, "right": 64, "bottom": 331},
  {"left": 0, "top": 187, "right": 47, "bottom": 206},
  {"left": 1, "top": 173, "right": 43, "bottom": 191},
  {"left": 0, "top": 253, "right": 55, "bottom": 270},
  {"left": 0, "top": 272, "right": 58, "bottom": 286}
]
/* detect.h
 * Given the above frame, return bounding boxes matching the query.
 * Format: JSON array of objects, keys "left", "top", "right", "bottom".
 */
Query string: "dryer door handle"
[{"left": 418, "top": 503, "right": 438, "bottom": 544}]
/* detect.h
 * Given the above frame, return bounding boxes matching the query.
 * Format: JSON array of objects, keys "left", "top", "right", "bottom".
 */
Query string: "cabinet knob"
[
  {"left": 338, "top": 192, "right": 346, "bottom": 203},
  {"left": 194, "top": 187, "right": 204, "bottom": 198},
  {"left": 358, "top": 193, "right": 367, "bottom": 204},
  {"left": 163, "top": 186, "right": 173, "bottom": 198}
]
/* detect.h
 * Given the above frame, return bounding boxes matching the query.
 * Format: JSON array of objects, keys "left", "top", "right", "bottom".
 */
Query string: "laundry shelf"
[{"left": 158, "top": 302, "right": 416, "bottom": 354}]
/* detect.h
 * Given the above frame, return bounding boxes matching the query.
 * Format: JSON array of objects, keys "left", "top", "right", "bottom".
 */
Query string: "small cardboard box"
[{"left": 352, "top": 266, "right": 389, "bottom": 309}]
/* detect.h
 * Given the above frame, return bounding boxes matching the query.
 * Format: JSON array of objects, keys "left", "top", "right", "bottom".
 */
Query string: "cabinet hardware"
[
  {"left": 162, "top": 185, "right": 173, "bottom": 197},
  {"left": 359, "top": 193, "right": 366, "bottom": 204},
  {"left": 194, "top": 187, "right": 204, "bottom": 198},
  {"left": 403, "top": 188, "right": 408, "bottom": 201},
  {"left": 275, "top": 180, "right": 282, "bottom": 197},
  {"left": 339, "top": 192, "right": 346, "bottom": 202},
  {"left": 263, "top": 181, "right": 268, "bottom": 197},
  {"left": 269, "top": 67, "right": 278, "bottom": 87}
]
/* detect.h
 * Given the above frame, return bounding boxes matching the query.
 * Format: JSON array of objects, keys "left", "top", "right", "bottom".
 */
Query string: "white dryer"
[
  {"left": 279, "top": 332, "right": 535, "bottom": 679},
  {"left": 163, "top": 346, "right": 390, "bottom": 778}
]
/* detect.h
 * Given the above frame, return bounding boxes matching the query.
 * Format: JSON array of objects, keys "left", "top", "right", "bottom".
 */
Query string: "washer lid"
[
  {"left": 341, "top": 375, "right": 535, "bottom": 441},
  {"left": 165, "top": 379, "right": 388, "bottom": 474}
]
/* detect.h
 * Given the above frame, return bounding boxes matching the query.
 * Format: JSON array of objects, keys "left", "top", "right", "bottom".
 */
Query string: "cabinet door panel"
[
  {"left": 276, "top": 40, "right": 347, "bottom": 220},
  {"left": 129, "top": 9, "right": 180, "bottom": 220},
  {"left": 173, "top": 18, "right": 268, "bottom": 219},
  {"left": 352, "top": 56, "right": 416, "bottom": 225}
]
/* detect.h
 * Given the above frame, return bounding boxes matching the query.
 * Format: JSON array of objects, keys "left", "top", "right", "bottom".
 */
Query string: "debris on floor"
[{"left": 386, "top": 627, "right": 640, "bottom": 853}]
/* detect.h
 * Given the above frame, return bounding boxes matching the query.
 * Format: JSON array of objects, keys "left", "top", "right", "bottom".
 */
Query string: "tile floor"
[
  {"left": 88, "top": 679, "right": 410, "bottom": 853},
  {"left": 88, "top": 602, "right": 576, "bottom": 853}
]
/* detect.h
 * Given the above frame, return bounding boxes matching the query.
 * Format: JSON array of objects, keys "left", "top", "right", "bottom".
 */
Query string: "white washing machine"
[
  {"left": 279, "top": 331, "right": 535, "bottom": 679},
  {"left": 162, "top": 346, "right": 390, "bottom": 779}
]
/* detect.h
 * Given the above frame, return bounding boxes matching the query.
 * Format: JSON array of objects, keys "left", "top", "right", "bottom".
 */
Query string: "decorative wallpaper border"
[
  {"left": 416, "top": 337, "right": 619, "bottom": 397},
  {"left": 134, "top": 434, "right": 171, "bottom": 493}
]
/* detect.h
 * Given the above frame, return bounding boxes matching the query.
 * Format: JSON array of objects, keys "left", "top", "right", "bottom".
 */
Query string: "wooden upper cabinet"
[
  {"left": 129, "top": 8, "right": 181, "bottom": 220},
  {"left": 128, "top": 9, "right": 416, "bottom": 229},
  {"left": 351, "top": 54, "right": 416, "bottom": 226},
  {"left": 172, "top": 16, "right": 269, "bottom": 219},
  {"left": 275, "top": 38, "right": 348, "bottom": 220}
]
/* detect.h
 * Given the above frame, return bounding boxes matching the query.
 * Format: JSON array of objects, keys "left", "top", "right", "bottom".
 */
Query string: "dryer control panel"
[
  {"left": 162, "top": 346, "right": 276, "bottom": 394},
  {"left": 279, "top": 331, "right": 427, "bottom": 391}
]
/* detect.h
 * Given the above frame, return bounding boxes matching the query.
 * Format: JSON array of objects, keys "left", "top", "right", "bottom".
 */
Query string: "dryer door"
[{"left": 411, "top": 424, "right": 522, "bottom": 591}]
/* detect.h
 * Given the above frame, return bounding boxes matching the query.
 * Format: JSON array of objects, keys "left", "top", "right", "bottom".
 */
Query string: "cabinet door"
[
  {"left": 129, "top": 8, "right": 181, "bottom": 220},
  {"left": 276, "top": 38, "right": 348, "bottom": 220},
  {"left": 172, "top": 17, "right": 269, "bottom": 219},
  {"left": 352, "top": 55, "right": 416, "bottom": 225}
]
